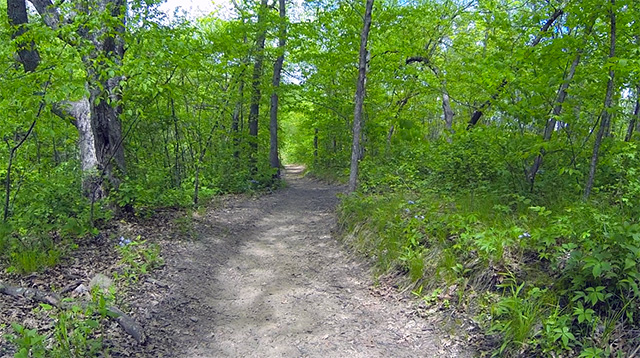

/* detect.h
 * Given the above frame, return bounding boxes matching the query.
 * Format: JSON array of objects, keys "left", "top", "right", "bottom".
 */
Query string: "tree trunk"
[
  {"left": 170, "top": 98, "right": 182, "bottom": 186},
  {"left": 248, "top": 0, "right": 269, "bottom": 174},
  {"left": 406, "top": 57, "right": 454, "bottom": 134},
  {"left": 7, "top": 0, "right": 40, "bottom": 73},
  {"left": 529, "top": 50, "right": 582, "bottom": 188},
  {"left": 232, "top": 18, "right": 248, "bottom": 159},
  {"left": 442, "top": 91, "right": 454, "bottom": 132},
  {"left": 269, "top": 0, "right": 286, "bottom": 179},
  {"left": 584, "top": 0, "right": 616, "bottom": 200},
  {"left": 26, "top": 0, "right": 126, "bottom": 199},
  {"left": 313, "top": 128, "right": 318, "bottom": 164},
  {"left": 348, "top": 0, "right": 374, "bottom": 193},
  {"left": 624, "top": 85, "right": 640, "bottom": 142}
]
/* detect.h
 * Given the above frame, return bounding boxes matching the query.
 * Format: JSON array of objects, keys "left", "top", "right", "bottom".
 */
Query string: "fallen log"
[{"left": 0, "top": 280, "right": 146, "bottom": 344}]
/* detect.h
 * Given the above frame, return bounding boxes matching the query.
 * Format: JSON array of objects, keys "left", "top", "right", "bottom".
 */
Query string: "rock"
[
  {"left": 190, "top": 316, "right": 199, "bottom": 322},
  {"left": 89, "top": 273, "right": 113, "bottom": 292},
  {"left": 73, "top": 284, "right": 89, "bottom": 295}
]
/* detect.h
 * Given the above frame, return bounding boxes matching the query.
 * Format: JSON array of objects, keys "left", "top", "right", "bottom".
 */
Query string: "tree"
[
  {"left": 348, "top": 0, "right": 374, "bottom": 193},
  {"left": 625, "top": 84, "right": 640, "bottom": 142},
  {"left": 269, "top": 0, "right": 287, "bottom": 178},
  {"left": 528, "top": 46, "right": 584, "bottom": 189},
  {"left": 9, "top": 0, "right": 128, "bottom": 199},
  {"left": 584, "top": 0, "right": 617, "bottom": 200},
  {"left": 248, "top": 0, "right": 269, "bottom": 175},
  {"left": 466, "top": 3, "right": 566, "bottom": 129}
]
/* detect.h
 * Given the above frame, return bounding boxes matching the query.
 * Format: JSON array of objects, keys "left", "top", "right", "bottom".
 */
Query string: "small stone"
[
  {"left": 190, "top": 316, "right": 199, "bottom": 322},
  {"left": 73, "top": 284, "right": 89, "bottom": 295},
  {"left": 89, "top": 273, "right": 114, "bottom": 292}
]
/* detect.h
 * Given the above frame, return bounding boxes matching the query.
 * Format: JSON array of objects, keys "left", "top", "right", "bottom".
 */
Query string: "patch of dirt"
[
  {"left": 140, "top": 165, "right": 474, "bottom": 357},
  {"left": 1, "top": 165, "right": 476, "bottom": 357}
]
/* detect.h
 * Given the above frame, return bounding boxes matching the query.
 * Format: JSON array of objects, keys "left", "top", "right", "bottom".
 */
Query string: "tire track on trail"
[{"left": 146, "top": 165, "right": 472, "bottom": 357}]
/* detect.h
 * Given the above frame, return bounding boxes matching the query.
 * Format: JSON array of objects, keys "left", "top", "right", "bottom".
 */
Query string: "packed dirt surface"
[
  {"left": 0, "top": 165, "right": 475, "bottom": 357},
  {"left": 144, "top": 165, "right": 473, "bottom": 357}
]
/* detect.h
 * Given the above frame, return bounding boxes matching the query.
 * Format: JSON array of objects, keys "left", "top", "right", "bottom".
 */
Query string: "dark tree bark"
[
  {"left": 7, "top": 0, "right": 40, "bottom": 73},
  {"left": 269, "top": 0, "right": 287, "bottom": 179},
  {"left": 530, "top": 7, "right": 565, "bottom": 47},
  {"left": 248, "top": 0, "right": 269, "bottom": 174},
  {"left": 584, "top": 0, "right": 616, "bottom": 200},
  {"left": 348, "top": 0, "right": 374, "bottom": 193},
  {"left": 466, "top": 79, "right": 508, "bottom": 129},
  {"left": 5, "top": 0, "right": 42, "bottom": 220},
  {"left": 624, "top": 85, "right": 640, "bottom": 142},
  {"left": 82, "top": 0, "right": 127, "bottom": 195}
]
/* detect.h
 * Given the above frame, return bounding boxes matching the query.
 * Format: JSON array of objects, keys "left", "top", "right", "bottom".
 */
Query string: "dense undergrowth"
[{"left": 331, "top": 127, "right": 640, "bottom": 357}]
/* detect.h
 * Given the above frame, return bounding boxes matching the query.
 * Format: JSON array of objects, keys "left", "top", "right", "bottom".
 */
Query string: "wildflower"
[
  {"left": 119, "top": 236, "right": 132, "bottom": 247},
  {"left": 408, "top": 200, "right": 415, "bottom": 205},
  {"left": 518, "top": 232, "right": 531, "bottom": 239}
]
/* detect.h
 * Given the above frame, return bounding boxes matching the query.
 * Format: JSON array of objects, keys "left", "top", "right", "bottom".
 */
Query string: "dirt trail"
[{"left": 146, "top": 166, "right": 471, "bottom": 357}]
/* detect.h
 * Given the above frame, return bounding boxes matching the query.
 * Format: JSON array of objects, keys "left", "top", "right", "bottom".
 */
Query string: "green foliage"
[
  {"left": 8, "top": 295, "right": 111, "bottom": 358},
  {"left": 337, "top": 127, "right": 640, "bottom": 355},
  {"left": 2, "top": 0, "right": 640, "bottom": 356},
  {"left": 115, "top": 236, "right": 164, "bottom": 283},
  {"left": 1, "top": 162, "right": 99, "bottom": 273},
  {"left": 8, "top": 323, "right": 47, "bottom": 358},
  {"left": 490, "top": 277, "right": 548, "bottom": 356}
]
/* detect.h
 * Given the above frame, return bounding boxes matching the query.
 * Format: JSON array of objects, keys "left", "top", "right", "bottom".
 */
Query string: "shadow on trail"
[{"left": 144, "top": 166, "right": 471, "bottom": 358}]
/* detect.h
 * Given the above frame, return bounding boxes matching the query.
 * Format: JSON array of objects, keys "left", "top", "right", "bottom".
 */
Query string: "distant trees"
[
  {"left": 0, "top": 0, "right": 293, "bottom": 268},
  {"left": 291, "top": 0, "right": 639, "bottom": 201}
]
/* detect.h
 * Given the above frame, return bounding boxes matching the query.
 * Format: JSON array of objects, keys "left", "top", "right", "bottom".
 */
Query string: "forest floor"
[{"left": 1, "top": 165, "right": 476, "bottom": 357}]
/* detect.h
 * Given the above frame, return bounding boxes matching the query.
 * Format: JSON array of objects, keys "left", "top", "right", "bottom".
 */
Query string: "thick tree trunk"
[
  {"left": 89, "top": 86, "right": 125, "bottom": 191},
  {"left": 231, "top": 72, "right": 245, "bottom": 159},
  {"left": 82, "top": 0, "right": 126, "bottom": 197},
  {"left": 25, "top": 0, "right": 126, "bottom": 199},
  {"left": 269, "top": 0, "right": 286, "bottom": 179},
  {"left": 528, "top": 50, "right": 582, "bottom": 188},
  {"left": 625, "top": 85, "right": 640, "bottom": 142},
  {"left": 584, "top": 0, "right": 616, "bottom": 200},
  {"left": 56, "top": 99, "right": 103, "bottom": 197},
  {"left": 248, "top": 0, "right": 269, "bottom": 174},
  {"left": 232, "top": 81, "right": 245, "bottom": 134},
  {"left": 348, "top": 0, "right": 374, "bottom": 193}
]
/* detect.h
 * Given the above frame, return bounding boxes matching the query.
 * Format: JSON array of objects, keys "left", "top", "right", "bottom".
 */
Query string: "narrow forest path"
[{"left": 144, "top": 166, "right": 471, "bottom": 357}]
